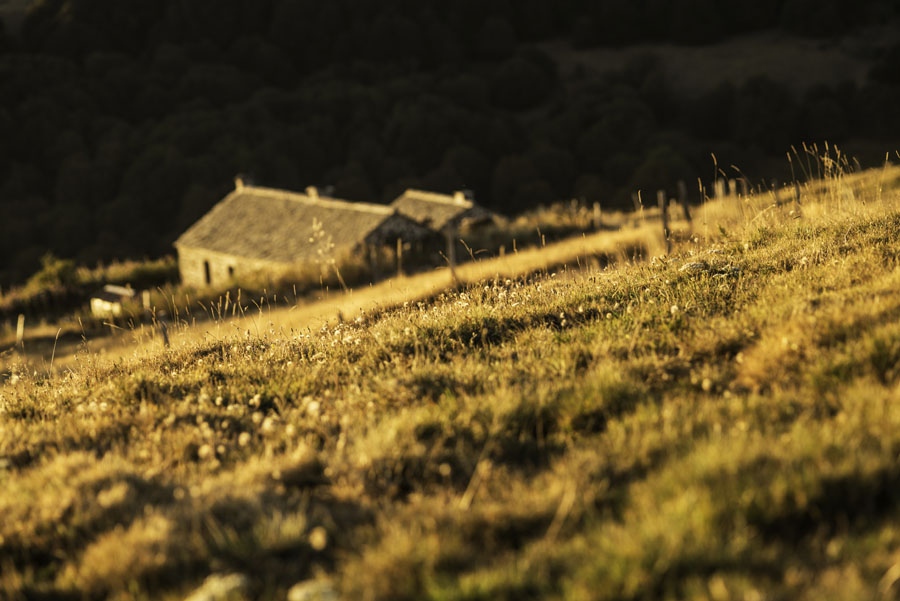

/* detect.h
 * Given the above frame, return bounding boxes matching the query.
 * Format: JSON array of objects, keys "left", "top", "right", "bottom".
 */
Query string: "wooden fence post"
[
  {"left": 658, "top": 190, "right": 671, "bottom": 255},
  {"left": 369, "top": 244, "right": 380, "bottom": 282},
  {"left": 396, "top": 238, "right": 403, "bottom": 277},
  {"left": 447, "top": 226, "right": 457, "bottom": 282},
  {"left": 678, "top": 180, "right": 693, "bottom": 225},
  {"left": 592, "top": 202, "right": 602, "bottom": 230},
  {"left": 160, "top": 321, "right": 170, "bottom": 348},
  {"left": 16, "top": 314, "right": 25, "bottom": 348},
  {"left": 715, "top": 179, "right": 726, "bottom": 200}
]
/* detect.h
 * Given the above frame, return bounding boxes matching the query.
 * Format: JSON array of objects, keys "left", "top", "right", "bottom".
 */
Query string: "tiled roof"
[{"left": 175, "top": 185, "right": 427, "bottom": 263}]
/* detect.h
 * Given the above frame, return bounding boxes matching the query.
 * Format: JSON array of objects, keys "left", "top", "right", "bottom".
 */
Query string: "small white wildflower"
[
  {"left": 306, "top": 401, "right": 321, "bottom": 417},
  {"left": 262, "top": 416, "right": 278, "bottom": 434},
  {"left": 252, "top": 411, "right": 264, "bottom": 425},
  {"left": 670, "top": 304, "right": 679, "bottom": 316},
  {"left": 198, "top": 444, "right": 213, "bottom": 460},
  {"left": 238, "top": 432, "right": 252, "bottom": 447},
  {"left": 308, "top": 527, "right": 328, "bottom": 551}
]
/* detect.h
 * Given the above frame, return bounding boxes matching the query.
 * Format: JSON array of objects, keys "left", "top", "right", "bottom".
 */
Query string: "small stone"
[
  {"left": 679, "top": 262, "right": 708, "bottom": 274},
  {"left": 184, "top": 573, "right": 249, "bottom": 601},
  {"left": 287, "top": 580, "right": 338, "bottom": 601},
  {"left": 308, "top": 526, "right": 328, "bottom": 551}
]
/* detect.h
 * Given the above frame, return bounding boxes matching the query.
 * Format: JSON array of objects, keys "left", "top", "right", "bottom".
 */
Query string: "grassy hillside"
[{"left": 3, "top": 166, "right": 900, "bottom": 600}]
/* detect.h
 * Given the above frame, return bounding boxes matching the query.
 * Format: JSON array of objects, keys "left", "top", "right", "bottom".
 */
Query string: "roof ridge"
[
  {"left": 243, "top": 185, "right": 394, "bottom": 215},
  {"left": 400, "top": 188, "right": 473, "bottom": 208}
]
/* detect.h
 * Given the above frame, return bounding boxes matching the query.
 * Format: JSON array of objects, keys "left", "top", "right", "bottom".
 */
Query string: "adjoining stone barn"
[
  {"left": 391, "top": 189, "right": 500, "bottom": 267},
  {"left": 174, "top": 182, "right": 437, "bottom": 288},
  {"left": 390, "top": 189, "right": 498, "bottom": 234}
]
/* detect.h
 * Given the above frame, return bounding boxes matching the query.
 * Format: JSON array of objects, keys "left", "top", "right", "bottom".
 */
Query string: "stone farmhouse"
[
  {"left": 391, "top": 189, "right": 497, "bottom": 234},
  {"left": 174, "top": 181, "right": 436, "bottom": 288}
]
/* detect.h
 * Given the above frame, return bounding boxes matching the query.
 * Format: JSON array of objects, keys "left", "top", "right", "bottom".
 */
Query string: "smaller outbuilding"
[
  {"left": 390, "top": 189, "right": 497, "bottom": 234},
  {"left": 90, "top": 284, "right": 138, "bottom": 318}
]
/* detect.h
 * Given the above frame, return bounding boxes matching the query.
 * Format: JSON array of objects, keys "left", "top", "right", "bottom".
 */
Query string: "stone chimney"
[
  {"left": 306, "top": 186, "right": 319, "bottom": 200},
  {"left": 453, "top": 191, "right": 466, "bottom": 204},
  {"left": 234, "top": 175, "right": 245, "bottom": 190}
]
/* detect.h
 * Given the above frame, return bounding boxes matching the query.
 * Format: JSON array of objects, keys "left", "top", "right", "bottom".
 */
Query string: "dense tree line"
[{"left": 0, "top": 0, "right": 898, "bottom": 286}]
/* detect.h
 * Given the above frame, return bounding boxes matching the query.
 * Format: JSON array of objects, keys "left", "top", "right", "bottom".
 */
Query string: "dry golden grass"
[{"left": 2, "top": 161, "right": 900, "bottom": 600}]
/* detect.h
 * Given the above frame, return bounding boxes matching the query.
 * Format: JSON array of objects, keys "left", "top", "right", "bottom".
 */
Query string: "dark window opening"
[
  {"left": 204, "top": 260, "right": 211, "bottom": 285},
  {"left": 228, "top": 266, "right": 235, "bottom": 279}
]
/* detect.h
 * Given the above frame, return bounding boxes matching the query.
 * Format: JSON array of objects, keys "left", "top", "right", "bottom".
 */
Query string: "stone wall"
[{"left": 176, "top": 246, "right": 269, "bottom": 288}]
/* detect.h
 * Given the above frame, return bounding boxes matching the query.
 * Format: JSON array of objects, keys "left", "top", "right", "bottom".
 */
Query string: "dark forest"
[{"left": 1, "top": 0, "right": 899, "bottom": 285}]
